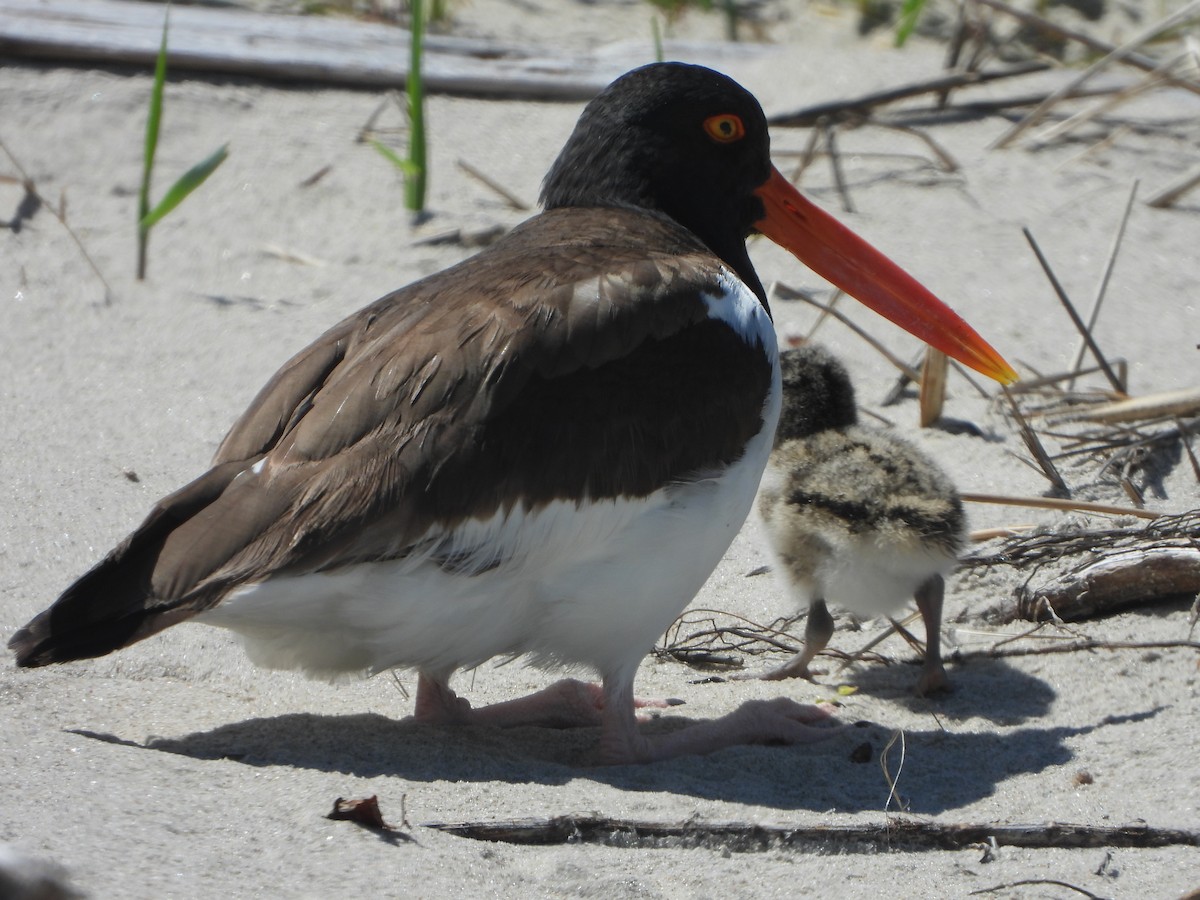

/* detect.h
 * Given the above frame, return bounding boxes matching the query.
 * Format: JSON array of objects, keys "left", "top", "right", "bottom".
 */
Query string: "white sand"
[{"left": 2, "top": 2, "right": 1198, "bottom": 897}]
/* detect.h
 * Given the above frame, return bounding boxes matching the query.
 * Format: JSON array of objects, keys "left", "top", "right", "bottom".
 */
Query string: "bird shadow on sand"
[
  {"left": 67, "top": 679, "right": 1166, "bottom": 815},
  {"left": 836, "top": 654, "right": 1058, "bottom": 724}
]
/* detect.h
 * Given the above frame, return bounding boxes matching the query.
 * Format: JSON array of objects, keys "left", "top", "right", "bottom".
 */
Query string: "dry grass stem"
[
  {"left": 455, "top": 158, "right": 530, "bottom": 211},
  {"left": 960, "top": 492, "right": 1160, "bottom": 520},
  {"left": 1048, "top": 387, "right": 1200, "bottom": 425},
  {"left": 773, "top": 283, "right": 923, "bottom": 383},
  {"left": 989, "top": 0, "right": 1200, "bottom": 149},
  {"left": 1068, "top": 181, "right": 1138, "bottom": 385},
  {"left": 822, "top": 121, "right": 854, "bottom": 214},
  {"left": 834, "top": 611, "right": 923, "bottom": 674},
  {"left": 1022, "top": 228, "right": 1124, "bottom": 393},
  {"left": 1146, "top": 161, "right": 1200, "bottom": 208},
  {"left": 2, "top": 135, "right": 112, "bottom": 303},
  {"left": 975, "top": 0, "right": 1200, "bottom": 96},
  {"left": 1054, "top": 124, "right": 1132, "bottom": 172},
  {"left": 881, "top": 729, "right": 907, "bottom": 816},
  {"left": 873, "top": 121, "right": 960, "bottom": 172},
  {"left": 1003, "top": 385, "right": 1070, "bottom": 495},
  {"left": 1031, "top": 56, "right": 1188, "bottom": 147}
]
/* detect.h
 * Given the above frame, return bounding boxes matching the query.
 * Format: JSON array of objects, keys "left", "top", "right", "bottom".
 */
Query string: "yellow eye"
[{"left": 703, "top": 114, "right": 745, "bottom": 144}]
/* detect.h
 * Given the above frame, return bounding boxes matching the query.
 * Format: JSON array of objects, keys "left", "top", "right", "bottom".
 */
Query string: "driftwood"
[
  {"left": 1019, "top": 545, "right": 1200, "bottom": 622},
  {"left": 0, "top": 0, "right": 765, "bottom": 99},
  {"left": 424, "top": 814, "right": 1200, "bottom": 851},
  {"left": 964, "top": 510, "right": 1200, "bottom": 623}
]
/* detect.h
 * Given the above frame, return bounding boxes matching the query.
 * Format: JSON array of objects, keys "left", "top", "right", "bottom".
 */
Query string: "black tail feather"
[{"left": 9, "top": 458, "right": 258, "bottom": 667}]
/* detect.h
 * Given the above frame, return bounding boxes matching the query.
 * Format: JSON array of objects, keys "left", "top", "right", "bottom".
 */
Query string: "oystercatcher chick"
[
  {"left": 9, "top": 64, "right": 1011, "bottom": 763},
  {"left": 754, "top": 344, "right": 965, "bottom": 695}
]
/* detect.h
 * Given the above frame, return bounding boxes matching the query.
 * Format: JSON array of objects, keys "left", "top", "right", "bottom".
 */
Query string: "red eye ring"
[{"left": 703, "top": 113, "right": 745, "bottom": 144}]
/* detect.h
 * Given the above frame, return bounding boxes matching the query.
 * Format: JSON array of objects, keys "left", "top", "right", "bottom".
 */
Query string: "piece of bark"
[{"left": 1019, "top": 546, "right": 1200, "bottom": 622}]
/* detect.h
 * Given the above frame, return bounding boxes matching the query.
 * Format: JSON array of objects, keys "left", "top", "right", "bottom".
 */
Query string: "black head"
[
  {"left": 775, "top": 343, "right": 859, "bottom": 442},
  {"left": 540, "top": 63, "right": 772, "bottom": 299}
]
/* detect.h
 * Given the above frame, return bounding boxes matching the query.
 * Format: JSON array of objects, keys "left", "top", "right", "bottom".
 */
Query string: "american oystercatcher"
[
  {"left": 753, "top": 343, "right": 965, "bottom": 695},
  {"left": 9, "top": 63, "right": 1013, "bottom": 763}
]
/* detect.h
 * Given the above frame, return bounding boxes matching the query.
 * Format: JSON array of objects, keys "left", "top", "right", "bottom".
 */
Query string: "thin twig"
[
  {"left": 1022, "top": 228, "right": 1124, "bottom": 393},
  {"left": 455, "top": 158, "right": 529, "bottom": 211},
  {"left": 1068, "top": 181, "right": 1138, "bottom": 386},
  {"left": 822, "top": 121, "right": 854, "bottom": 214},
  {"left": 968, "top": 877, "right": 1110, "bottom": 899},
  {"left": 769, "top": 62, "right": 1052, "bottom": 127}
]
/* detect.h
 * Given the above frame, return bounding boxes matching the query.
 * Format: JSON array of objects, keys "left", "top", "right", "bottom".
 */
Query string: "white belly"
[{"left": 201, "top": 422, "right": 776, "bottom": 680}]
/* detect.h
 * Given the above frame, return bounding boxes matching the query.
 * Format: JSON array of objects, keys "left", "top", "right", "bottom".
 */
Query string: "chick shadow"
[{"left": 835, "top": 653, "right": 1058, "bottom": 724}]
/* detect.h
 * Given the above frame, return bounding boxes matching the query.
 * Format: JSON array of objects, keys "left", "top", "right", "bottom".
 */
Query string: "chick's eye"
[{"left": 703, "top": 113, "right": 745, "bottom": 144}]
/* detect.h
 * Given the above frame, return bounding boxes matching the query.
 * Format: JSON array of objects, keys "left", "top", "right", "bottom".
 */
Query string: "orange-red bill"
[{"left": 753, "top": 166, "right": 1018, "bottom": 385}]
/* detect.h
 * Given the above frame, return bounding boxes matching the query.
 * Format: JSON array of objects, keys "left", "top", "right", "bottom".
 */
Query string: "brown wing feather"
[{"left": 10, "top": 208, "right": 772, "bottom": 666}]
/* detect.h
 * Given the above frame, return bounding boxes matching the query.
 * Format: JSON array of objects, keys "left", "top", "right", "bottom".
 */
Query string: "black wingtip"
[
  {"left": 7, "top": 605, "right": 146, "bottom": 668},
  {"left": 8, "top": 623, "right": 45, "bottom": 668}
]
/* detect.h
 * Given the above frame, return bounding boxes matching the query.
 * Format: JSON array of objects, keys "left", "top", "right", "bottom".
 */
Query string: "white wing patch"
[{"left": 702, "top": 268, "right": 778, "bottom": 362}]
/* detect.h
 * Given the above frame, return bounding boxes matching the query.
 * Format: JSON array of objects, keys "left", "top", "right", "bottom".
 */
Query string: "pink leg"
[
  {"left": 412, "top": 672, "right": 673, "bottom": 730},
  {"left": 596, "top": 670, "right": 844, "bottom": 765},
  {"left": 913, "top": 575, "right": 950, "bottom": 697}
]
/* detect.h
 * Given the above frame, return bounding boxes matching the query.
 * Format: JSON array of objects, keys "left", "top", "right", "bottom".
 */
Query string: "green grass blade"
[
  {"left": 139, "top": 143, "right": 229, "bottom": 230},
  {"left": 370, "top": 139, "right": 420, "bottom": 178},
  {"left": 651, "top": 16, "right": 664, "bottom": 62},
  {"left": 140, "top": 7, "right": 170, "bottom": 223},
  {"left": 138, "top": 4, "right": 171, "bottom": 278},
  {"left": 405, "top": 0, "right": 427, "bottom": 214},
  {"left": 894, "top": 0, "right": 926, "bottom": 47}
]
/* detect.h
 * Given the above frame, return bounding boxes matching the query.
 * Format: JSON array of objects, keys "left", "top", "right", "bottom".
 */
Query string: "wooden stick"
[
  {"left": 989, "top": 0, "right": 1200, "bottom": 149},
  {"left": 424, "top": 815, "right": 1200, "bottom": 850}
]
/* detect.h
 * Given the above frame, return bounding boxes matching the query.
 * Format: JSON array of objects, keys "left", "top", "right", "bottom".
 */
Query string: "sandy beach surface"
[{"left": 3, "top": 1, "right": 1199, "bottom": 896}]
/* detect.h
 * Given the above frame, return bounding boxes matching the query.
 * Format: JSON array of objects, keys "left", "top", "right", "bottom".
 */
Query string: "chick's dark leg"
[
  {"left": 760, "top": 598, "right": 835, "bottom": 681},
  {"left": 913, "top": 575, "right": 950, "bottom": 696}
]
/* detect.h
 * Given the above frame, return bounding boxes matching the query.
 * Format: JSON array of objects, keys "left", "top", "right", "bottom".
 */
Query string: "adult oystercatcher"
[
  {"left": 752, "top": 344, "right": 965, "bottom": 696},
  {"left": 9, "top": 63, "right": 1013, "bottom": 763}
]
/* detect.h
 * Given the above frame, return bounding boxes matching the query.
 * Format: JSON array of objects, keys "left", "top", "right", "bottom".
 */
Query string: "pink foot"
[
  {"left": 413, "top": 675, "right": 676, "bottom": 730},
  {"left": 599, "top": 695, "right": 845, "bottom": 765}
]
